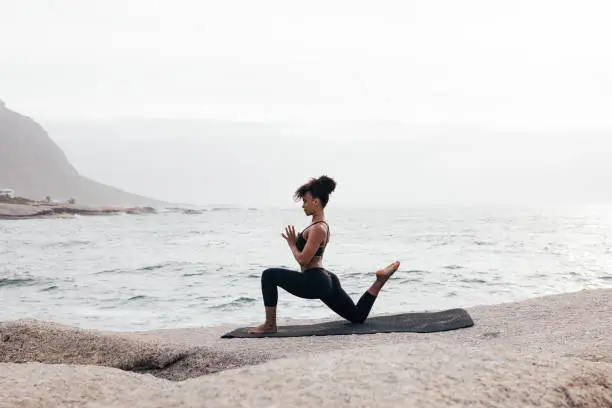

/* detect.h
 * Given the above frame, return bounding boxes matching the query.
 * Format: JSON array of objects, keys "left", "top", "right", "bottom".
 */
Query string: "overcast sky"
[
  {"left": 2, "top": 1, "right": 612, "bottom": 207},
  {"left": 2, "top": 0, "right": 612, "bottom": 130}
]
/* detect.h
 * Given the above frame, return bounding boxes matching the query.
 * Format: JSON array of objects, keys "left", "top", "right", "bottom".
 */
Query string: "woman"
[{"left": 249, "top": 175, "right": 400, "bottom": 334}]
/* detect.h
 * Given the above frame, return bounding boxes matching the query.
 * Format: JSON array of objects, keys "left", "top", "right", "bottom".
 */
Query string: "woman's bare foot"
[
  {"left": 375, "top": 260, "right": 401, "bottom": 283},
  {"left": 248, "top": 322, "right": 278, "bottom": 334}
]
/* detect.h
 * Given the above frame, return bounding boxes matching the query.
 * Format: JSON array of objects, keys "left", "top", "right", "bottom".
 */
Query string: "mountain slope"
[{"left": 0, "top": 99, "right": 166, "bottom": 206}]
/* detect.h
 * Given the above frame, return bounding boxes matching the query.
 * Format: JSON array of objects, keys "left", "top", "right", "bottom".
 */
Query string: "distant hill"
[{"left": 0, "top": 99, "right": 167, "bottom": 206}]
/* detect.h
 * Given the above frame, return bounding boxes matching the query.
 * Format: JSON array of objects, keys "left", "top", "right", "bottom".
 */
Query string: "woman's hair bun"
[{"left": 315, "top": 175, "right": 336, "bottom": 195}]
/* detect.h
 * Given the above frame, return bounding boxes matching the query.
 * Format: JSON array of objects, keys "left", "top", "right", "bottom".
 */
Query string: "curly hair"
[{"left": 294, "top": 175, "right": 337, "bottom": 208}]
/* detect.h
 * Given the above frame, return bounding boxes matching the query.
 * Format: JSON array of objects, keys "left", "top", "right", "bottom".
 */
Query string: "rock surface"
[
  {"left": 0, "top": 202, "right": 157, "bottom": 219},
  {"left": 1, "top": 289, "right": 611, "bottom": 407}
]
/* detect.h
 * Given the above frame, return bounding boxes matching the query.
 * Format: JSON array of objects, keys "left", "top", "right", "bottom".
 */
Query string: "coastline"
[
  {"left": 0, "top": 201, "right": 157, "bottom": 220},
  {"left": 1, "top": 288, "right": 611, "bottom": 407}
]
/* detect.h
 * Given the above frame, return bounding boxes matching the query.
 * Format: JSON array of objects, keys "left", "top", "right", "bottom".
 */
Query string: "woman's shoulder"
[
  {"left": 304, "top": 221, "right": 329, "bottom": 231},
  {"left": 310, "top": 221, "right": 329, "bottom": 234}
]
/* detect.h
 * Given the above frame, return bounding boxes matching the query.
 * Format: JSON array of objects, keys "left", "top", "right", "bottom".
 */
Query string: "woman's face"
[{"left": 301, "top": 192, "right": 320, "bottom": 215}]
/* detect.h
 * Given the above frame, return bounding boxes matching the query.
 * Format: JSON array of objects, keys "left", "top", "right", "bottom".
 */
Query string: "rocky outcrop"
[
  {"left": 0, "top": 320, "right": 264, "bottom": 381},
  {"left": 0, "top": 202, "right": 157, "bottom": 220},
  {"left": 0, "top": 99, "right": 165, "bottom": 206}
]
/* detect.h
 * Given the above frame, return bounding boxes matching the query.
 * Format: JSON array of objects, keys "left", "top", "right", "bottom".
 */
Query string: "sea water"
[{"left": 2, "top": 205, "right": 611, "bottom": 331}]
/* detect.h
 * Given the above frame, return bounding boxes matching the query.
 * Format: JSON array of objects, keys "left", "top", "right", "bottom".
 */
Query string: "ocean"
[{"left": 2, "top": 205, "right": 611, "bottom": 332}]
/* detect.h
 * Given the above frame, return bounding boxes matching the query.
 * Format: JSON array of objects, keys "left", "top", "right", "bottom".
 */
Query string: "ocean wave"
[
  {"left": 205, "top": 241, "right": 229, "bottom": 248},
  {"left": 41, "top": 285, "right": 59, "bottom": 292},
  {"left": 179, "top": 209, "right": 205, "bottom": 215},
  {"left": 405, "top": 269, "right": 428, "bottom": 275},
  {"left": 397, "top": 277, "right": 423, "bottom": 284},
  {"left": 343, "top": 271, "right": 366, "bottom": 278},
  {"left": 474, "top": 240, "right": 496, "bottom": 246},
  {"left": 162, "top": 206, "right": 233, "bottom": 214},
  {"left": 125, "top": 295, "right": 151, "bottom": 302},
  {"left": 188, "top": 229, "right": 219, "bottom": 235},
  {"left": 138, "top": 263, "right": 171, "bottom": 271},
  {"left": 43, "top": 240, "right": 92, "bottom": 249},
  {"left": 138, "top": 261, "right": 192, "bottom": 272},
  {"left": 93, "top": 268, "right": 122, "bottom": 275},
  {"left": 460, "top": 278, "right": 487, "bottom": 284},
  {"left": 161, "top": 207, "right": 206, "bottom": 215},
  {"left": 444, "top": 265, "right": 464, "bottom": 270},
  {"left": 0, "top": 277, "right": 37, "bottom": 287},
  {"left": 210, "top": 297, "right": 257, "bottom": 310},
  {"left": 94, "top": 262, "right": 190, "bottom": 275},
  {"left": 194, "top": 296, "right": 211, "bottom": 301},
  {"left": 182, "top": 271, "right": 205, "bottom": 277}
]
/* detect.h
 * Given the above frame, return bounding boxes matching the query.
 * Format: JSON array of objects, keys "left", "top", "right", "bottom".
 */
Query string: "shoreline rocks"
[
  {"left": 0, "top": 320, "right": 266, "bottom": 381},
  {"left": 0, "top": 202, "right": 157, "bottom": 220}
]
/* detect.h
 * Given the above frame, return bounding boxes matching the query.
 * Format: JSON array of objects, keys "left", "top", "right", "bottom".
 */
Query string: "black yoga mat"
[{"left": 221, "top": 308, "right": 474, "bottom": 338}]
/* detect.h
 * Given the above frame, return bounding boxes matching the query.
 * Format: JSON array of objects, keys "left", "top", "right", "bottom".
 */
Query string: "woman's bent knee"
[
  {"left": 261, "top": 268, "right": 279, "bottom": 283},
  {"left": 349, "top": 315, "right": 367, "bottom": 324}
]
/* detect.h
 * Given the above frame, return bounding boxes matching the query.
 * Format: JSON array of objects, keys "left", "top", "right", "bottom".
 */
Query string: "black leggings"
[{"left": 260, "top": 267, "right": 376, "bottom": 324}]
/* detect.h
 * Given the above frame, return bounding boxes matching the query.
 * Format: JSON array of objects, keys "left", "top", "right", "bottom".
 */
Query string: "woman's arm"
[{"left": 283, "top": 225, "right": 327, "bottom": 266}]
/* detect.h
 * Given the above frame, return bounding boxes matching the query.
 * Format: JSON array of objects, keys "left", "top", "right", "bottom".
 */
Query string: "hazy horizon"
[{"left": 42, "top": 118, "right": 612, "bottom": 208}]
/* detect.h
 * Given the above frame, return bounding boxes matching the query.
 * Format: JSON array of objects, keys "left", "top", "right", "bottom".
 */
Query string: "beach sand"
[{"left": 1, "top": 288, "right": 611, "bottom": 407}]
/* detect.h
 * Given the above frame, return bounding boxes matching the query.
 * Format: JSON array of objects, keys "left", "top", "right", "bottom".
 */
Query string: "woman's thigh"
[{"left": 264, "top": 267, "right": 333, "bottom": 299}]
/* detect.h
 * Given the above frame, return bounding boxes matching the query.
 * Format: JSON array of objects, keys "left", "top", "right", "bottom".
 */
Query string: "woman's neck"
[{"left": 311, "top": 209, "right": 325, "bottom": 223}]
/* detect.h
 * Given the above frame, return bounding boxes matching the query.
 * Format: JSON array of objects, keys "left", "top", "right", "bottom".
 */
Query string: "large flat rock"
[{"left": 1, "top": 289, "right": 611, "bottom": 407}]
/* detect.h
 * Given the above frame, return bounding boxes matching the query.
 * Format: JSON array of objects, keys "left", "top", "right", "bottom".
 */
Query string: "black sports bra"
[{"left": 295, "top": 221, "right": 330, "bottom": 256}]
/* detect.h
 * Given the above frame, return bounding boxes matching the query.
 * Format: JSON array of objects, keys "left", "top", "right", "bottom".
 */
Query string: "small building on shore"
[
  {"left": 44, "top": 196, "right": 76, "bottom": 205},
  {"left": 0, "top": 188, "right": 15, "bottom": 198}
]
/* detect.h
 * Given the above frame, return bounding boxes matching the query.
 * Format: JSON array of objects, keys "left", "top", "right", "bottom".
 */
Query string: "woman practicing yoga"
[{"left": 249, "top": 175, "right": 400, "bottom": 334}]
